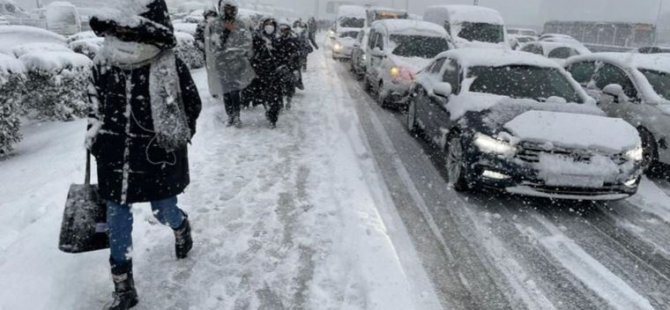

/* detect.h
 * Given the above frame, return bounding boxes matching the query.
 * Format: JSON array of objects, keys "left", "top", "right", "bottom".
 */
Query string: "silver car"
[{"left": 565, "top": 53, "right": 670, "bottom": 174}]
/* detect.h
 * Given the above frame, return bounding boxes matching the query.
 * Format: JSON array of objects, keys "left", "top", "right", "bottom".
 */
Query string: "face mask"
[{"left": 264, "top": 25, "right": 275, "bottom": 35}]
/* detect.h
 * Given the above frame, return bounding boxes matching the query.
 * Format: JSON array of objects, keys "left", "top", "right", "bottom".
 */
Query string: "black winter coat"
[
  {"left": 88, "top": 57, "right": 202, "bottom": 204},
  {"left": 276, "top": 34, "right": 301, "bottom": 71},
  {"left": 251, "top": 31, "right": 281, "bottom": 82}
]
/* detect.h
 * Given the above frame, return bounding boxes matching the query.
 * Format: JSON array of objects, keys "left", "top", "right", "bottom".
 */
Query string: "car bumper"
[
  {"left": 332, "top": 48, "right": 353, "bottom": 58},
  {"left": 468, "top": 153, "right": 641, "bottom": 201}
]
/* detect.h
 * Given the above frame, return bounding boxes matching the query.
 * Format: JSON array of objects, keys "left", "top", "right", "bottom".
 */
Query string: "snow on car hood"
[
  {"left": 504, "top": 110, "right": 640, "bottom": 152},
  {"left": 391, "top": 55, "right": 432, "bottom": 73}
]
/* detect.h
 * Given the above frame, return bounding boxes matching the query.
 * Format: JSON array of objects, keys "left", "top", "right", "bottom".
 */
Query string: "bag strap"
[{"left": 85, "top": 151, "right": 91, "bottom": 185}]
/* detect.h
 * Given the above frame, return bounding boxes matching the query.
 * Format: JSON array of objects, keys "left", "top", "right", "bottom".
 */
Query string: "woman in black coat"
[
  {"left": 86, "top": 0, "right": 201, "bottom": 309},
  {"left": 250, "top": 18, "right": 283, "bottom": 127}
]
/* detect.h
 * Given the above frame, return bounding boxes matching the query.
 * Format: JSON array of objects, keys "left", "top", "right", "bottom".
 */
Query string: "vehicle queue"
[{"left": 329, "top": 4, "right": 670, "bottom": 202}]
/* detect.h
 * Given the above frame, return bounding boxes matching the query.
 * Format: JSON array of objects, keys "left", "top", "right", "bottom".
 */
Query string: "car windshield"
[
  {"left": 339, "top": 31, "right": 358, "bottom": 39},
  {"left": 640, "top": 68, "right": 670, "bottom": 101},
  {"left": 468, "top": 65, "right": 583, "bottom": 103},
  {"left": 458, "top": 22, "right": 504, "bottom": 43},
  {"left": 339, "top": 17, "right": 364, "bottom": 28},
  {"left": 390, "top": 35, "right": 449, "bottom": 58}
]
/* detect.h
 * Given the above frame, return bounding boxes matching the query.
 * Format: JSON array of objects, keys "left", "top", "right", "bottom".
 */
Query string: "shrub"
[
  {"left": 175, "top": 31, "right": 204, "bottom": 69},
  {"left": 19, "top": 51, "right": 92, "bottom": 121},
  {"left": 0, "top": 54, "right": 26, "bottom": 155}
]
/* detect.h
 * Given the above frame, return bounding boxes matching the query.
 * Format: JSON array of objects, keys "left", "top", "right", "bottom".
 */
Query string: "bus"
[{"left": 543, "top": 21, "right": 656, "bottom": 51}]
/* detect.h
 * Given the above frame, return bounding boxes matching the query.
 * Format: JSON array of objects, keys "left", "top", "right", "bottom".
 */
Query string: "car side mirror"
[
  {"left": 433, "top": 82, "right": 453, "bottom": 98},
  {"left": 602, "top": 84, "right": 624, "bottom": 103}
]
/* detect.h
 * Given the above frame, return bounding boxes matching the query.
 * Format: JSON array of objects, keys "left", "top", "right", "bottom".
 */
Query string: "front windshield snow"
[
  {"left": 458, "top": 22, "right": 504, "bottom": 43},
  {"left": 640, "top": 68, "right": 670, "bottom": 101},
  {"left": 390, "top": 35, "right": 449, "bottom": 58},
  {"left": 469, "top": 65, "right": 583, "bottom": 103},
  {"left": 339, "top": 17, "right": 364, "bottom": 28}
]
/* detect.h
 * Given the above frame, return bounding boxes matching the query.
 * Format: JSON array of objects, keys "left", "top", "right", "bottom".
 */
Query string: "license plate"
[{"left": 545, "top": 175, "right": 604, "bottom": 187}]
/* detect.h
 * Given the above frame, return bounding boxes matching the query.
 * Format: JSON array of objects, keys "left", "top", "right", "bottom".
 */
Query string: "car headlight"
[
  {"left": 624, "top": 145, "right": 643, "bottom": 162},
  {"left": 474, "top": 133, "right": 516, "bottom": 156},
  {"left": 362, "top": 54, "right": 367, "bottom": 61},
  {"left": 390, "top": 66, "right": 400, "bottom": 78},
  {"left": 334, "top": 43, "right": 343, "bottom": 51}
]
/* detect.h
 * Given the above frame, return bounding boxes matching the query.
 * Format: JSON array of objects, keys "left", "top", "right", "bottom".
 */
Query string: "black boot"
[
  {"left": 106, "top": 261, "right": 138, "bottom": 310},
  {"left": 174, "top": 215, "right": 193, "bottom": 259}
]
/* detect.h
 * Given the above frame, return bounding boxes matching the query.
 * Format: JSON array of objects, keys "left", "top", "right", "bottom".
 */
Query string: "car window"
[
  {"left": 548, "top": 47, "right": 580, "bottom": 59},
  {"left": 430, "top": 58, "right": 446, "bottom": 74},
  {"left": 442, "top": 59, "right": 461, "bottom": 94},
  {"left": 594, "top": 63, "right": 638, "bottom": 99},
  {"left": 374, "top": 33, "right": 384, "bottom": 50},
  {"left": 522, "top": 44, "right": 543, "bottom": 55},
  {"left": 390, "top": 35, "right": 449, "bottom": 58},
  {"left": 567, "top": 61, "right": 596, "bottom": 85},
  {"left": 368, "top": 31, "right": 377, "bottom": 49},
  {"left": 640, "top": 69, "right": 670, "bottom": 100}
]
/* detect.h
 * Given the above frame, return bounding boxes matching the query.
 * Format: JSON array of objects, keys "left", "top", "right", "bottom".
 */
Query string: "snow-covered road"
[
  {"left": 0, "top": 49, "right": 440, "bottom": 309},
  {"left": 4, "top": 46, "right": 670, "bottom": 310},
  {"left": 331, "top": 53, "right": 670, "bottom": 309}
]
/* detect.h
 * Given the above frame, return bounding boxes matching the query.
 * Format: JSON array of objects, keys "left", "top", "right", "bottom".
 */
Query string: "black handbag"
[{"left": 58, "top": 151, "right": 109, "bottom": 253}]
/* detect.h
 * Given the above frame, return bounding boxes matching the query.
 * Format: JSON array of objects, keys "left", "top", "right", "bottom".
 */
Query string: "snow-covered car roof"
[
  {"left": 535, "top": 41, "right": 591, "bottom": 56},
  {"left": 19, "top": 51, "right": 91, "bottom": 72},
  {"left": 436, "top": 48, "right": 564, "bottom": 69},
  {"left": 0, "top": 25, "right": 66, "bottom": 54},
  {"left": 371, "top": 19, "right": 447, "bottom": 37},
  {"left": 337, "top": 5, "right": 366, "bottom": 18},
  {"left": 425, "top": 5, "right": 504, "bottom": 25},
  {"left": 11, "top": 42, "right": 72, "bottom": 58}
]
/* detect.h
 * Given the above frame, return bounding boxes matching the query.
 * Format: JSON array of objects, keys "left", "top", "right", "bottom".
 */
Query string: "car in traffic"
[
  {"left": 637, "top": 46, "right": 670, "bottom": 54},
  {"left": 565, "top": 53, "right": 670, "bottom": 174},
  {"left": 331, "top": 27, "right": 359, "bottom": 60},
  {"left": 520, "top": 41, "right": 591, "bottom": 65},
  {"left": 423, "top": 5, "right": 508, "bottom": 49},
  {"left": 350, "top": 28, "right": 369, "bottom": 79},
  {"left": 406, "top": 48, "right": 643, "bottom": 200},
  {"left": 364, "top": 20, "right": 450, "bottom": 108}
]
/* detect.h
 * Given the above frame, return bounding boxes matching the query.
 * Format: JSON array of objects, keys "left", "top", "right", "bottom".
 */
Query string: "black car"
[{"left": 406, "top": 49, "right": 643, "bottom": 200}]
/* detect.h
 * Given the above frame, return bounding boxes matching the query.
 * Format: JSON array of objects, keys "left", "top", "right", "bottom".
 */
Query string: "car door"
[
  {"left": 364, "top": 30, "right": 377, "bottom": 79},
  {"left": 416, "top": 58, "right": 447, "bottom": 131},
  {"left": 369, "top": 31, "right": 387, "bottom": 90},
  {"left": 592, "top": 62, "right": 641, "bottom": 121},
  {"left": 427, "top": 58, "right": 461, "bottom": 143}
]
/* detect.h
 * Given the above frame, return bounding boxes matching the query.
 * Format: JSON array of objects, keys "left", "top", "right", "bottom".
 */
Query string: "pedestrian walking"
[
  {"left": 205, "top": 0, "right": 255, "bottom": 127},
  {"left": 251, "top": 18, "right": 283, "bottom": 128},
  {"left": 87, "top": 0, "right": 202, "bottom": 308}
]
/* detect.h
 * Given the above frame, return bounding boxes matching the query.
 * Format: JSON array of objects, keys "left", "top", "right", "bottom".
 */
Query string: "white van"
[
  {"left": 364, "top": 20, "right": 450, "bottom": 108},
  {"left": 336, "top": 5, "right": 366, "bottom": 30},
  {"left": 45, "top": 1, "right": 81, "bottom": 36},
  {"left": 423, "top": 5, "right": 507, "bottom": 49}
]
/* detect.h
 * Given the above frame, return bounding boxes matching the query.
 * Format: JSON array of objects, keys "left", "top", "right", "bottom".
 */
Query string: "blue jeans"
[{"left": 107, "top": 196, "right": 185, "bottom": 266}]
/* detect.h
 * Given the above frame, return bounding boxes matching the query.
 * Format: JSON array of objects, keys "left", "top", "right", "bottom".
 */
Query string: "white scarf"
[{"left": 102, "top": 36, "right": 162, "bottom": 67}]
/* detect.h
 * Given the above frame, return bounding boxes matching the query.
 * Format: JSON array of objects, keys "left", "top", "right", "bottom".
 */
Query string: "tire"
[
  {"left": 406, "top": 99, "right": 419, "bottom": 135},
  {"left": 639, "top": 128, "right": 661, "bottom": 176},
  {"left": 446, "top": 134, "right": 470, "bottom": 192},
  {"left": 363, "top": 76, "right": 372, "bottom": 92}
]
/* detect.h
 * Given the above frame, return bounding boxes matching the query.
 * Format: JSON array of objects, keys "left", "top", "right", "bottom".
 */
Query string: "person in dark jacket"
[
  {"left": 87, "top": 0, "right": 201, "bottom": 309},
  {"left": 276, "top": 22, "right": 301, "bottom": 110},
  {"left": 251, "top": 18, "right": 283, "bottom": 128},
  {"left": 194, "top": 9, "right": 218, "bottom": 53}
]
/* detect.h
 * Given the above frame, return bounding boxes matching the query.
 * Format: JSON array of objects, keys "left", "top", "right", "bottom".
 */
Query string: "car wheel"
[
  {"left": 446, "top": 135, "right": 469, "bottom": 192},
  {"left": 407, "top": 99, "right": 419, "bottom": 135},
  {"left": 363, "top": 76, "right": 372, "bottom": 92},
  {"left": 640, "top": 128, "right": 660, "bottom": 176}
]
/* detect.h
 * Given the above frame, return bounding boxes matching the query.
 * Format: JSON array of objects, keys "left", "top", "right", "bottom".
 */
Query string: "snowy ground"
[
  {"left": 4, "top": 44, "right": 670, "bottom": 310},
  {"left": 0, "top": 49, "right": 441, "bottom": 309}
]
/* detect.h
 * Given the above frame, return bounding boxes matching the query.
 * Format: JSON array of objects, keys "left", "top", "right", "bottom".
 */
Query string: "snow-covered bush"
[
  {"left": 175, "top": 31, "right": 204, "bottom": 69},
  {"left": 0, "top": 54, "right": 25, "bottom": 155},
  {"left": 173, "top": 22, "right": 197, "bottom": 36},
  {"left": 19, "top": 51, "right": 92, "bottom": 121},
  {"left": 11, "top": 42, "right": 71, "bottom": 58}
]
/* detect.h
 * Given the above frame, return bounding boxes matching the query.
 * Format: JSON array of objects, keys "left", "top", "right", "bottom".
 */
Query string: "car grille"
[
  {"left": 527, "top": 184, "right": 624, "bottom": 196},
  {"left": 516, "top": 143, "right": 593, "bottom": 163}
]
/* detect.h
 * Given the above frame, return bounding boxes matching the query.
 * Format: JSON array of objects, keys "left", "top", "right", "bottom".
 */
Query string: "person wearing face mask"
[
  {"left": 205, "top": 0, "right": 255, "bottom": 127},
  {"left": 87, "top": 0, "right": 202, "bottom": 309},
  {"left": 250, "top": 18, "right": 283, "bottom": 128},
  {"left": 275, "top": 22, "right": 301, "bottom": 110},
  {"left": 194, "top": 9, "right": 217, "bottom": 54}
]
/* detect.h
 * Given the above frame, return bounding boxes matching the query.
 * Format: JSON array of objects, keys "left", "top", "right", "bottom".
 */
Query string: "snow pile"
[
  {"left": 67, "top": 31, "right": 98, "bottom": 44},
  {"left": 11, "top": 42, "right": 72, "bottom": 58},
  {"left": 0, "top": 54, "right": 25, "bottom": 155},
  {"left": 175, "top": 31, "right": 204, "bottom": 69},
  {"left": 504, "top": 110, "right": 640, "bottom": 153},
  {"left": 0, "top": 25, "right": 66, "bottom": 54},
  {"left": 19, "top": 51, "right": 92, "bottom": 120},
  {"left": 173, "top": 22, "right": 198, "bottom": 36}
]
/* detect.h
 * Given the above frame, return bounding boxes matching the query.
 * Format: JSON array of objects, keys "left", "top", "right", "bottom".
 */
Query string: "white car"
[
  {"left": 565, "top": 53, "right": 670, "bottom": 174},
  {"left": 0, "top": 25, "right": 66, "bottom": 54},
  {"left": 407, "top": 49, "right": 643, "bottom": 200},
  {"left": 508, "top": 27, "right": 538, "bottom": 37},
  {"left": 520, "top": 41, "right": 591, "bottom": 65},
  {"left": 423, "top": 5, "right": 508, "bottom": 49},
  {"left": 364, "top": 19, "right": 450, "bottom": 108},
  {"left": 331, "top": 27, "right": 359, "bottom": 60}
]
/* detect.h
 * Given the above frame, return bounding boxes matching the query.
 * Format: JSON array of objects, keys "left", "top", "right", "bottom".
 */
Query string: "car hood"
[
  {"left": 390, "top": 55, "right": 432, "bottom": 73},
  {"left": 503, "top": 110, "right": 640, "bottom": 152}
]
